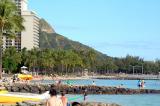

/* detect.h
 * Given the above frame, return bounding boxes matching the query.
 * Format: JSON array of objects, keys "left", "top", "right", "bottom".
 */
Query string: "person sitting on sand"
[
  {"left": 46, "top": 89, "right": 63, "bottom": 106},
  {"left": 60, "top": 91, "right": 68, "bottom": 106}
]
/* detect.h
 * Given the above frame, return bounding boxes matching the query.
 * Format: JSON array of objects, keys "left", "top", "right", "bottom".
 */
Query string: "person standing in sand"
[{"left": 46, "top": 89, "right": 63, "bottom": 106}]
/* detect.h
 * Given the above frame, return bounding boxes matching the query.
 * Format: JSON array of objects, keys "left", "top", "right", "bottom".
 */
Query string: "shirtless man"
[
  {"left": 46, "top": 89, "right": 63, "bottom": 106},
  {"left": 60, "top": 92, "right": 68, "bottom": 106}
]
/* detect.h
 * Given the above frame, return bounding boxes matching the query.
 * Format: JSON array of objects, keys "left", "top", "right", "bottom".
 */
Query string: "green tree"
[
  {"left": 40, "top": 49, "right": 55, "bottom": 74},
  {"left": 3, "top": 47, "right": 21, "bottom": 73},
  {"left": 87, "top": 49, "right": 97, "bottom": 73},
  {"left": 0, "top": 0, "right": 24, "bottom": 78},
  {"left": 25, "top": 48, "right": 39, "bottom": 72},
  {"left": 21, "top": 47, "right": 28, "bottom": 66},
  {"left": 65, "top": 50, "right": 83, "bottom": 74}
]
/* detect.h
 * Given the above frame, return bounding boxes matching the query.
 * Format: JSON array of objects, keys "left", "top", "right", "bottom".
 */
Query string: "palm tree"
[
  {"left": 41, "top": 49, "right": 55, "bottom": 75},
  {"left": 0, "top": 0, "right": 24, "bottom": 78},
  {"left": 25, "top": 48, "right": 38, "bottom": 73},
  {"left": 21, "top": 47, "right": 28, "bottom": 66},
  {"left": 3, "top": 47, "right": 21, "bottom": 73}
]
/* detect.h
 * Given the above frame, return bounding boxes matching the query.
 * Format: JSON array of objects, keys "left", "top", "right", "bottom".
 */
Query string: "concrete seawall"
[{"left": 4, "top": 84, "right": 160, "bottom": 95}]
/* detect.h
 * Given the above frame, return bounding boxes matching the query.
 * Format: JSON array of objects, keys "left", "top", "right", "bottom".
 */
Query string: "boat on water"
[{"left": 0, "top": 91, "right": 50, "bottom": 103}]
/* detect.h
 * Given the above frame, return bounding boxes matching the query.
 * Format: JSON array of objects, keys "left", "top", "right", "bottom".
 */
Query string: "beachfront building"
[
  {"left": 14, "top": 0, "right": 28, "bottom": 13},
  {"left": 21, "top": 11, "right": 40, "bottom": 49},
  {"left": 2, "top": 0, "right": 40, "bottom": 50}
]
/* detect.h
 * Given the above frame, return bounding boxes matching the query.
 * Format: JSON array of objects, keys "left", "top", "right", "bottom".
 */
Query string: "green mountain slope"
[
  {"left": 39, "top": 19, "right": 108, "bottom": 60},
  {"left": 40, "top": 31, "right": 92, "bottom": 50},
  {"left": 39, "top": 19, "right": 55, "bottom": 33}
]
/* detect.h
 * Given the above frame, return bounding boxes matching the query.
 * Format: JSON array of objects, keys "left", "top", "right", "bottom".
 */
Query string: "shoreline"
[
  {"left": 2, "top": 74, "right": 160, "bottom": 81},
  {"left": 33, "top": 74, "right": 160, "bottom": 80}
]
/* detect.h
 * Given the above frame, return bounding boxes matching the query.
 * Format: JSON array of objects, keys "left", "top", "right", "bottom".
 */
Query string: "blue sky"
[{"left": 28, "top": 0, "right": 160, "bottom": 60}]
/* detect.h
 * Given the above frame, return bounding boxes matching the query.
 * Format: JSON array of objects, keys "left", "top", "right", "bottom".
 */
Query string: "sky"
[{"left": 28, "top": 0, "right": 160, "bottom": 61}]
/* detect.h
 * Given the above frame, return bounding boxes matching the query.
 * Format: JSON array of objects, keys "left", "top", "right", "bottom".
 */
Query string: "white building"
[
  {"left": 14, "top": 0, "right": 28, "bottom": 12},
  {"left": 2, "top": 0, "right": 40, "bottom": 50},
  {"left": 21, "top": 11, "right": 39, "bottom": 50}
]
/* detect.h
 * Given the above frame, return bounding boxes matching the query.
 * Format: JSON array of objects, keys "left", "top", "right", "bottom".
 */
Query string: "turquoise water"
[
  {"left": 32, "top": 79, "right": 160, "bottom": 89},
  {"left": 32, "top": 79, "right": 160, "bottom": 106},
  {"left": 67, "top": 94, "right": 160, "bottom": 106}
]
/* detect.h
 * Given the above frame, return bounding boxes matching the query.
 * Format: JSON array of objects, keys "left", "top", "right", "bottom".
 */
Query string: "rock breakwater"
[{"left": 4, "top": 84, "right": 160, "bottom": 95}]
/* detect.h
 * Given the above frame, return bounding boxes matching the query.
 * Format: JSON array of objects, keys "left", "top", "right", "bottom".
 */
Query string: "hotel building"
[{"left": 2, "top": 0, "right": 40, "bottom": 50}]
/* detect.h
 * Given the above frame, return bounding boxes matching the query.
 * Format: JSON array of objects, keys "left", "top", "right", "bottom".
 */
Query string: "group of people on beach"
[{"left": 46, "top": 88, "right": 82, "bottom": 106}]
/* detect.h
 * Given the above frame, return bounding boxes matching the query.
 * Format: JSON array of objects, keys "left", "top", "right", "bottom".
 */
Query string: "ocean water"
[
  {"left": 31, "top": 79, "right": 160, "bottom": 106},
  {"left": 32, "top": 79, "right": 160, "bottom": 89},
  {"left": 67, "top": 94, "right": 160, "bottom": 106}
]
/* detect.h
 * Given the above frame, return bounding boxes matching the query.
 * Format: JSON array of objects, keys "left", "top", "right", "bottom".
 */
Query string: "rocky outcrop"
[
  {"left": 40, "top": 19, "right": 56, "bottom": 33},
  {"left": 4, "top": 84, "right": 160, "bottom": 95}
]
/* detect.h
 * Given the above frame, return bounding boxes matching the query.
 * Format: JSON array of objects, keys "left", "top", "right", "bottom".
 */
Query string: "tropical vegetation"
[
  {"left": 0, "top": 0, "right": 24, "bottom": 78},
  {"left": 2, "top": 47, "right": 160, "bottom": 75}
]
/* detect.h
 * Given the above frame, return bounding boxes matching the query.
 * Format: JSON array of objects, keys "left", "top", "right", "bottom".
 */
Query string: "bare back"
[
  {"left": 61, "top": 96, "right": 68, "bottom": 106},
  {"left": 47, "top": 96, "right": 63, "bottom": 106}
]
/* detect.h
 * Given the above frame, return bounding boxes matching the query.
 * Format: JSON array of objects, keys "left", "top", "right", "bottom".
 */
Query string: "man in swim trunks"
[{"left": 46, "top": 89, "right": 63, "bottom": 106}]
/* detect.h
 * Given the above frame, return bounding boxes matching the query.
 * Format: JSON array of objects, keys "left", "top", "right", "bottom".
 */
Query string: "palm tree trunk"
[
  {"left": 61, "top": 64, "right": 63, "bottom": 75},
  {"left": 0, "top": 46, "right": 2, "bottom": 79},
  {"left": 72, "top": 67, "right": 75, "bottom": 74},
  {"left": 0, "top": 28, "right": 3, "bottom": 79},
  {"left": 65, "top": 65, "right": 67, "bottom": 76}
]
